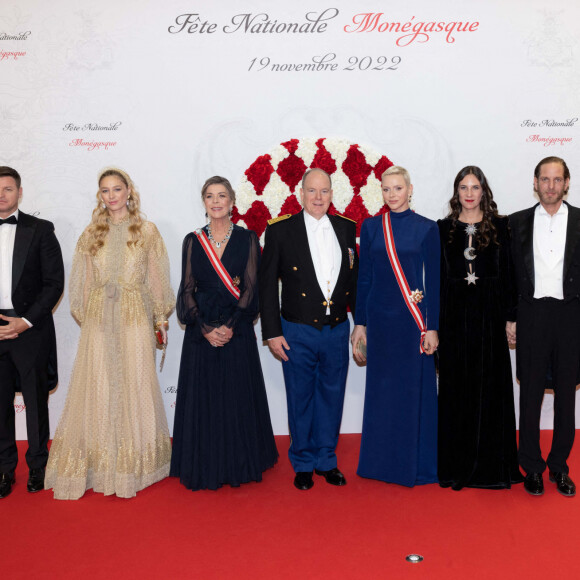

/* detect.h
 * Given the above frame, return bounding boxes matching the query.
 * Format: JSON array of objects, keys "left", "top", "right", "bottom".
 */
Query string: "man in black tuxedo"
[
  {"left": 259, "top": 168, "right": 358, "bottom": 490},
  {"left": 0, "top": 166, "right": 64, "bottom": 498},
  {"left": 508, "top": 156, "right": 580, "bottom": 497}
]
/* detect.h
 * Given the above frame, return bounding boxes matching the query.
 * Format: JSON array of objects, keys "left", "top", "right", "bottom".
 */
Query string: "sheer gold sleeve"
[
  {"left": 69, "top": 229, "right": 93, "bottom": 325},
  {"left": 144, "top": 222, "right": 175, "bottom": 324}
]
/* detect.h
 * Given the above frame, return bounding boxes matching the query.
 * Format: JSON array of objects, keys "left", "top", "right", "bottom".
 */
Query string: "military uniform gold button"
[
  {"left": 346, "top": 291, "right": 350, "bottom": 295},
  {"left": 330, "top": 301, "right": 333, "bottom": 305},
  {"left": 293, "top": 266, "right": 298, "bottom": 271},
  {"left": 301, "top": 293, "right": 306, "bottom": 297},
  {"left": 313, "top": 319, "right": 318, "bottom": 323},
  {"left": 322, "top": 301, "right": 327, "bottom": 306},
  {"left": 335, "top": 317, "right": 340, "bottom": 321}
]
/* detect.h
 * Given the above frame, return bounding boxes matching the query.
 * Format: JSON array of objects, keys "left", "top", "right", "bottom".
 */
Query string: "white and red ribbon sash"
[
  {"left": 382, "top": 213, "right": 427, "bottom": 353},
  {"left": 194, "top": 229, "right": 240, "bottom": 300}
]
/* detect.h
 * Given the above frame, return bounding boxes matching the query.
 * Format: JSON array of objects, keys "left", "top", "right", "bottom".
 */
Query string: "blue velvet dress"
[
  {"left": 170, "top": 225, "right": 278, "bottom": 490},
  {"left": 356, "top": 210, "right": 440, "bottom": 486}
]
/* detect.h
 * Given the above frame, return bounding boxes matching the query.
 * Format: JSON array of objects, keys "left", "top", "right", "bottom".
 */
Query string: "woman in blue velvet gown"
[
  {"left": 351, "top": 166, "right": 440, "bottom": 487},
  {"left": 170, "top": 176, "right": 278, "bottom": 490}
]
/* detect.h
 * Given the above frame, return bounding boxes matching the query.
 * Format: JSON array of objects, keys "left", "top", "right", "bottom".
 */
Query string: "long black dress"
[
  {"left": 170, "top": 225, "right": 278, "bottom": 490},
  {"left": 437, "top": 216, "right": 523, "bottom": 490}
]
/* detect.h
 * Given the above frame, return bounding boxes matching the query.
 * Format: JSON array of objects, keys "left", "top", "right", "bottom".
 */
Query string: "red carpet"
[{"left": 5, "top": 432, "right": 580, "bottom": 579}]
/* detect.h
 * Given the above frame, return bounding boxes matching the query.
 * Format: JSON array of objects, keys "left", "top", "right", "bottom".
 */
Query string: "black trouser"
[
  {"left": 516, "top": 298, "right": 580, "bottom": 474},
  {"left": 0, "top": 318, "right": 51, "bottom": 475}
]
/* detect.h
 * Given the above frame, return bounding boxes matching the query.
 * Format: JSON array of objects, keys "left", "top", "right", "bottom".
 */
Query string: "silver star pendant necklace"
[
  {"left": 207, "top": 221, "right": 233, "bottom": 249},
  {"left": 464, "top": 223, "right": 479, "bottom": 285}
]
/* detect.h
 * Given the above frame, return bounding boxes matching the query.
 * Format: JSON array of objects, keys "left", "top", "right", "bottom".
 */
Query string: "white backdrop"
[{"left": 1, "top": 0, "right": 579, "bottom": 437}]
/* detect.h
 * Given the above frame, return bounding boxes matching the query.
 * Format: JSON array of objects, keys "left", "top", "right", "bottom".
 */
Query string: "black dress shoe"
[
  {"left": 27, "top": 468, "right": 45, "bottom": 493},
  {"left": 314, "top": 467, "right": 347, "bottom": 486},
  {"left": 0, "top": 473, "right": 15, "bottom": 499},
  {"left": 294, "top": 471, "right": 314, "bottom": 490},
  {"left": 549, "top": 471, "right": 576, "bottom": 497},
  {"left": 523, "top": 472, "right": 544, "bottom": 496}
]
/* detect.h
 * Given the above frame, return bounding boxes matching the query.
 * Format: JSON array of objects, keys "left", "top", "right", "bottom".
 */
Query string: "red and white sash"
[
  {"left": 382, "top": 213, "right": 426, "bottom": 353},
  {"left": 194, "top": 229, "right": 240, "bottom": 300}
]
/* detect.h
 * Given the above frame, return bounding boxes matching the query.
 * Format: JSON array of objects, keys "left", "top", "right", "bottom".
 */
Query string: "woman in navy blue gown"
[
  {"left": 170, "top": 176, "right": 278, "bottom": 490},
  {"left": 351, "top": 166, "right": 440, "bottom": 486}
]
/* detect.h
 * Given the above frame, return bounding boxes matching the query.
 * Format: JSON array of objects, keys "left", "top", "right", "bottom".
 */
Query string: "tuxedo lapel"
[
  {"left": 564, "top": 203, "right": 580, "bottom": 277},
  {"left": 12, "top": 211, "right": 35, "bottom": 293},
  {"left": 519, "top": 206, "right": 536, "bottom": 287}
]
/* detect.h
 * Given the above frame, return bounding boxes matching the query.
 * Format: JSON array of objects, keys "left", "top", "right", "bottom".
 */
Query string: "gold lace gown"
[{"left": 45, "top": 220, "right": 175, "bottom": 499}]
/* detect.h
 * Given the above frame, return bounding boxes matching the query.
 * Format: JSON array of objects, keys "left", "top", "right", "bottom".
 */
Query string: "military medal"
[{"left": 410, "top": 289, "right": 424, "bottom": 303}]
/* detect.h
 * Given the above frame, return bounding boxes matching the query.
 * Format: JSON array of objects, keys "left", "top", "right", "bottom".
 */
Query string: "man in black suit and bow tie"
[
  {"left": 508, "top": 156, "right": 580, "bottom": 497},
  {"left": 259, "top": 168, "right": 358, "bottom": 490},
  {"left": 0, "top": 166, "right": 64, "bottom": 498}
]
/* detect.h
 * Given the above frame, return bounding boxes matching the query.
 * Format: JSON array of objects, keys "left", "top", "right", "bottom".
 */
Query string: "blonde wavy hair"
[{"left": 87, "top": 167, "right": 145, "bottom": 255}]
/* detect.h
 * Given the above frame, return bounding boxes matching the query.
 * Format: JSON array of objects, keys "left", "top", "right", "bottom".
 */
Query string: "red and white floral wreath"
[{"left": 232, "top": 137, "right": 394, "bottom": 244}]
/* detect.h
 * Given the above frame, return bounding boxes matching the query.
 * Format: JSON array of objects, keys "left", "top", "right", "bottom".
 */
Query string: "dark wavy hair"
[{"left": 447, "top": 166, "right": 501, "bottom": 249}]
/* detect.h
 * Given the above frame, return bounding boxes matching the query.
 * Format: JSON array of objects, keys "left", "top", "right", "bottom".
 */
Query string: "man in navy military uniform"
[{"left": 259, "top": 168, "right": 358, "bottom": 490}]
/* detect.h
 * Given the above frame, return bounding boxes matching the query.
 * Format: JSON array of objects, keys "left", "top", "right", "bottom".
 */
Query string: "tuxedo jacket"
[
  {"left": 9, "top": 211, "right": 64, "bottom": 387},
  {"left": 259, "top": 210, "right": 358, "bottom": 341},
  {"left": 509, "top": 201, "right": 580, "bottom": 318}
]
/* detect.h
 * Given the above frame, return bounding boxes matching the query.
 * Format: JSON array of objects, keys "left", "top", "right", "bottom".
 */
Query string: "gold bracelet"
[{"left": 155, "top": 320, "right": 169, "bottom": 329}]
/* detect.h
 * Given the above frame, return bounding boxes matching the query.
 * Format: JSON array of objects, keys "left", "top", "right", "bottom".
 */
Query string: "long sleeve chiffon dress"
[
  {"left": 45, "top": 220, "right": 175, "bottom": 499},
  {"left": 169, "top": 225, "right": 278, "bottom": 490}
]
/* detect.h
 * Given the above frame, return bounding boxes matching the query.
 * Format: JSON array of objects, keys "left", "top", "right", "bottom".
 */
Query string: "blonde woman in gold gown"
[{"left": 45, "top": 168, "right": 175, "bottom": 499}]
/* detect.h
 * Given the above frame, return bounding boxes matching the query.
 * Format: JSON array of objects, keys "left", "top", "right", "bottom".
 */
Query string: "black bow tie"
[{"left": 0, "top": 216, "right": 17, "bottom": 226}]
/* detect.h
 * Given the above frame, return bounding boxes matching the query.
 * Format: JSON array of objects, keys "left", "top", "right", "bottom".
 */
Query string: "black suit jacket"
[
  {"left": 10, "top": 211, "right": 64, "bottom": 387},
  {"left": 259, "top": 210, "right": 358, "bottom": 340},
  {"left": 509, "top": 201, "right": 580, "bottom": 318}
]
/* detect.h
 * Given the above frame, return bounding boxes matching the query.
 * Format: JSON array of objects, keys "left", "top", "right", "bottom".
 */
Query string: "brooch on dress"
[
  {"left": 410, "top": 289, "right": 424, "bottom": 303},
  {"left": 464, "top": 223, "right": 478, "bottom": 285},
  {"left": 232, "top": 276, "right": 240, "bottom": 287},
  {"left": 465, "top": 223, "right": 478, "bottom": 237}
]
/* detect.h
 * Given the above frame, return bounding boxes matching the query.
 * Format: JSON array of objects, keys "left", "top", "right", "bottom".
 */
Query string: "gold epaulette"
[
  {"left": 334, "top": 213, "right": 357, "bottom": 223},
  {"left": 267, "top": 214, "right": 292, "bottom": 226}
]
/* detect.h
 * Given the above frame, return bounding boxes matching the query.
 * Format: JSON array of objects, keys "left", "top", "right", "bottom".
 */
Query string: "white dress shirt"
[
  {"left": 0, "top": 209, "right": 18, "bottom": 309},
  {"left": 304, "top": 211, "right": 341, "bottom": 314},
  {"left": 533, "top": 202, "right": 567, "bottom": 299},
  {"left": 0, "top": 209, "right": 32, "bottom": 326}
]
